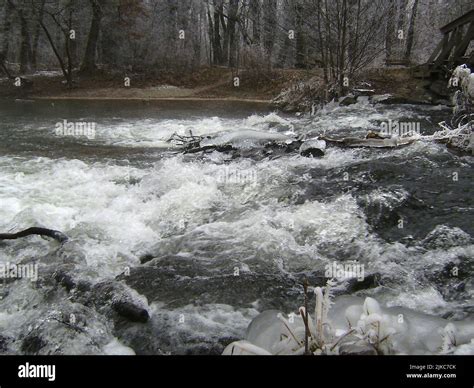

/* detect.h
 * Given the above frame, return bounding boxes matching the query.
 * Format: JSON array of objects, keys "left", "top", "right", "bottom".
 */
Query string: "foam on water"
[
  {"left": 144, "top": 302, "right": 259, "bottom": 354},
  {"left": 0, "top": 157, "right": 156, "bottom": 276},
  {"left": 305, "top": 99, "right": 434, "bottom": 137},
  {"left": 0, "top": 103, "right": 472, "bottom": 354},
  {"left": 97, "top": 117, "right": 233, "bottom": 148},
  {"left": 0, "top": 147, "right": 379, "bottom": 289}
]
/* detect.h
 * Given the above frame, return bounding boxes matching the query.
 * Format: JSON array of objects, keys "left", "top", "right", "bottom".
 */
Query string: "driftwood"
[
  {"left": 167, "top": 131, "right": 296, "bottom": 155},
  {"left": 167, "top": 129, "right": 418, "bottom": 157},
  {"left": 166, "top": 131, "right": 203, "bottom": 150},
  {"left": 0, "top": 227, "right": 68, "bottom": 243},
  {"left": 185, "top": 144, "right": 239, "bottom": 154},
  {"left": 320, "top": 136, "right": 417, "bottom": 149}
]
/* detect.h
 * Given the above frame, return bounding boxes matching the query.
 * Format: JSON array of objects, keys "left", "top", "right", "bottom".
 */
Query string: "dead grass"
[
  {"left": 0, "top": 66, "right": 317, "bottom": 101},
  {"left": 360, "top": 67, "right": 431, "bottom": 100},
  {"left": 0, "top": 65, "right": 431, "bottom": 103}
]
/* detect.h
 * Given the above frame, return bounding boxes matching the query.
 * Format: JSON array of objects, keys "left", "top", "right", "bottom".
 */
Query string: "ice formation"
[
  {"left": 450, "top": 64, "right": 474, "bottom": 103},
  {"left": 223, "top": 281, "right": 474, "bottom": 355}
]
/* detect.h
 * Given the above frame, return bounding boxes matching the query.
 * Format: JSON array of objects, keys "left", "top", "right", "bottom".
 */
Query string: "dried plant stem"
[{"left": 303, "top": 279, "right": 310, "bottom": 355}]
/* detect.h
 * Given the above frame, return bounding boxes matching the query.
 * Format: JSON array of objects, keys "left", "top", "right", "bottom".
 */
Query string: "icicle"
[{"left": 314, "top": 287, "right": 324, "bottom": 344}]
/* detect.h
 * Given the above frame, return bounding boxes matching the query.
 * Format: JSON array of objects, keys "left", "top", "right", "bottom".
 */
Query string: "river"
[{"left": 0, "top": 98, "right": 472, "bottom": 355}]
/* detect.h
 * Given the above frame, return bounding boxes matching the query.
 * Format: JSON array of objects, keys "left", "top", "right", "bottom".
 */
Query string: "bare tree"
[{"left": 38, "top": 2, "right": 76, "bottom": 86}]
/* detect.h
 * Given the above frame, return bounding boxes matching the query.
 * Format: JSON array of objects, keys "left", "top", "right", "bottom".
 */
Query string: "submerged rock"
[
  {"left": 0, "top": 335, "right": 10, "bottom": 353},
  {"left": 20, "top": 335, "right": 47, "bottom": 355},
  {"left": 357, "top": 186, "right": 411, "bottom": 230},
  {"left": 50, "top": 267, "right": 151, "bottom": 326},
  {"left": 118, "top": 256, "right": 301, "bottom": 311},
  {"left": 339, "top": 95, "right": 358, "bottom": 106},
  {"left": 111, "top": 300, "right": 149, "bottom": 323},
  {"left": 83, "top": 281, "right": 151, "bottom": 324},
  {"left": 299, "top": 139, "right": 326, "bottom": 158},
  {"left": 8, "top": 300, "right": 114, "bottom": 355},
  {"left": 300, "top": 148, "right": 325, "bottom": 158},
  {"left": 421, "top": 225, "right": 472, "bottom": 250},
  {"left": 370, "top": 94, "right": 431, "bottom": 105},
  {"left": 139, "top": 254, "right": 155, "bottom": 265},
  {"left": 53, "top": 268, "right": 77, "bottom": 292}
]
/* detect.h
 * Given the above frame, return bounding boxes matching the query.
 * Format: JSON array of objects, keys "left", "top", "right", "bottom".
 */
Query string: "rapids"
[{"left": 0, "top": 98, "right": 472, "bottom": 354}]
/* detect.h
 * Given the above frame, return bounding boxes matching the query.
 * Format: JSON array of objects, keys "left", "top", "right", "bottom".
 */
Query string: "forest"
[{"left": 1, "top": 0, "right": 473, "bottom": 90}]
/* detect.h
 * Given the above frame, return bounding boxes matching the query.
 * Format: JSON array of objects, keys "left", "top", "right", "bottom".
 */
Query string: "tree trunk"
[
  {"left": 40, "top": 19, "right": 72, "bottom": 87},
  {"left": 276, "top": 0, "right": 293, "bottom": 68},
  {"left": 192, "top": 1, "right": 203, "bottom": 68},
  {"left": 295, "top": 0, "right": 306, "bottom": 68},
  {"left": 80, "top": 0, "right": 104, "bottom": 73},
  {"left": 1, "top": 0, "right": 13, "bottom": 60},
  {"left": 227, "top": 0, "right": 239, "bottom": 67},
  {"left": 385, "top": 0, "right": 397, "bottom": 62},
  {"left": 404, "top": 0, "right": 419, "bottom": 62},
  {"left": 212, "top": 0, "right": 223, "bottom": 65},
  {"left": 348, "top": 0, "right": 361, "bottom": 75},
  {"left": 338, "top": 0, "right": 348, "bottom": 93},
  {"left": 15, "top": 5, "right": 33, "bottom": 74},
  {"left": 31, "top": 0, "right": 46, "bottom": 70},
  {"left": 207, "top": 5, "right": 214, "bottom": 65},
  {"left": 396, "top": 0, "right": 408, "bottom": 34},
  {"left": 250, "top": 0, "right": 261, "bottom": 44},
  {"left": 19, "top": 15, "right": 29, "bottom": 73},
  {"left": 316, "top": 0, "right": 328, "bottom": 85},
  {"left": 395, "top": 0, "right": 408, "bottom": 58},
  {"left": 262, "top": 0, "right": 277, "bottom": 60},
  {"left": 219, "top": 2, "right": 229, "bottom": 65}
]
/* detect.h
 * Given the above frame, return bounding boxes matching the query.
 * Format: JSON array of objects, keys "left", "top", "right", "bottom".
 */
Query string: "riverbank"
[
  {"left": 0, "top": 66, "right": 439, "bottom": 109},
  {"left": 32, "top": 96, "right": 272, "bottom": 104},
  {"left": 0, "top": 66, "right": 301, "bottom": 102}
]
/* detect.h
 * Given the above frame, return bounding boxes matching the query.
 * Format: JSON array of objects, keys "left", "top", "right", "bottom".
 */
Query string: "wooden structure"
[
  {"left": 412, "top": 9, "right": 474, "bottom": 96},
  {"left": 428, "top": 9, "right": 474, "bottom": 70}
]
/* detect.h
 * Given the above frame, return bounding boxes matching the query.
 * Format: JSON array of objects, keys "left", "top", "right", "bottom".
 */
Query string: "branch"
[
  {"left": 0, "top": 227, "right": 69, "bottom": 243},
  {"left": 39, "top": 19, "right": 71, "bottom": 85}
]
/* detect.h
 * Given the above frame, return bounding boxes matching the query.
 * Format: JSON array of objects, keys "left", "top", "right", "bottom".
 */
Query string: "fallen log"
[
  {"left": 184, "top": 144, "right": 235, "bottom": 154},
  {"left": 320, "top": 136, "right": 417, "bottom": 149},
  {"left": 0, "top": 227, "right": 68, "bottom": 243}
]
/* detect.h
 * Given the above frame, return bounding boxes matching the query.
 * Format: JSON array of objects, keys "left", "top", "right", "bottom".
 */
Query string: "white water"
[{"left": 0, "top": 101, "right": 472, "bottom": 354}]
